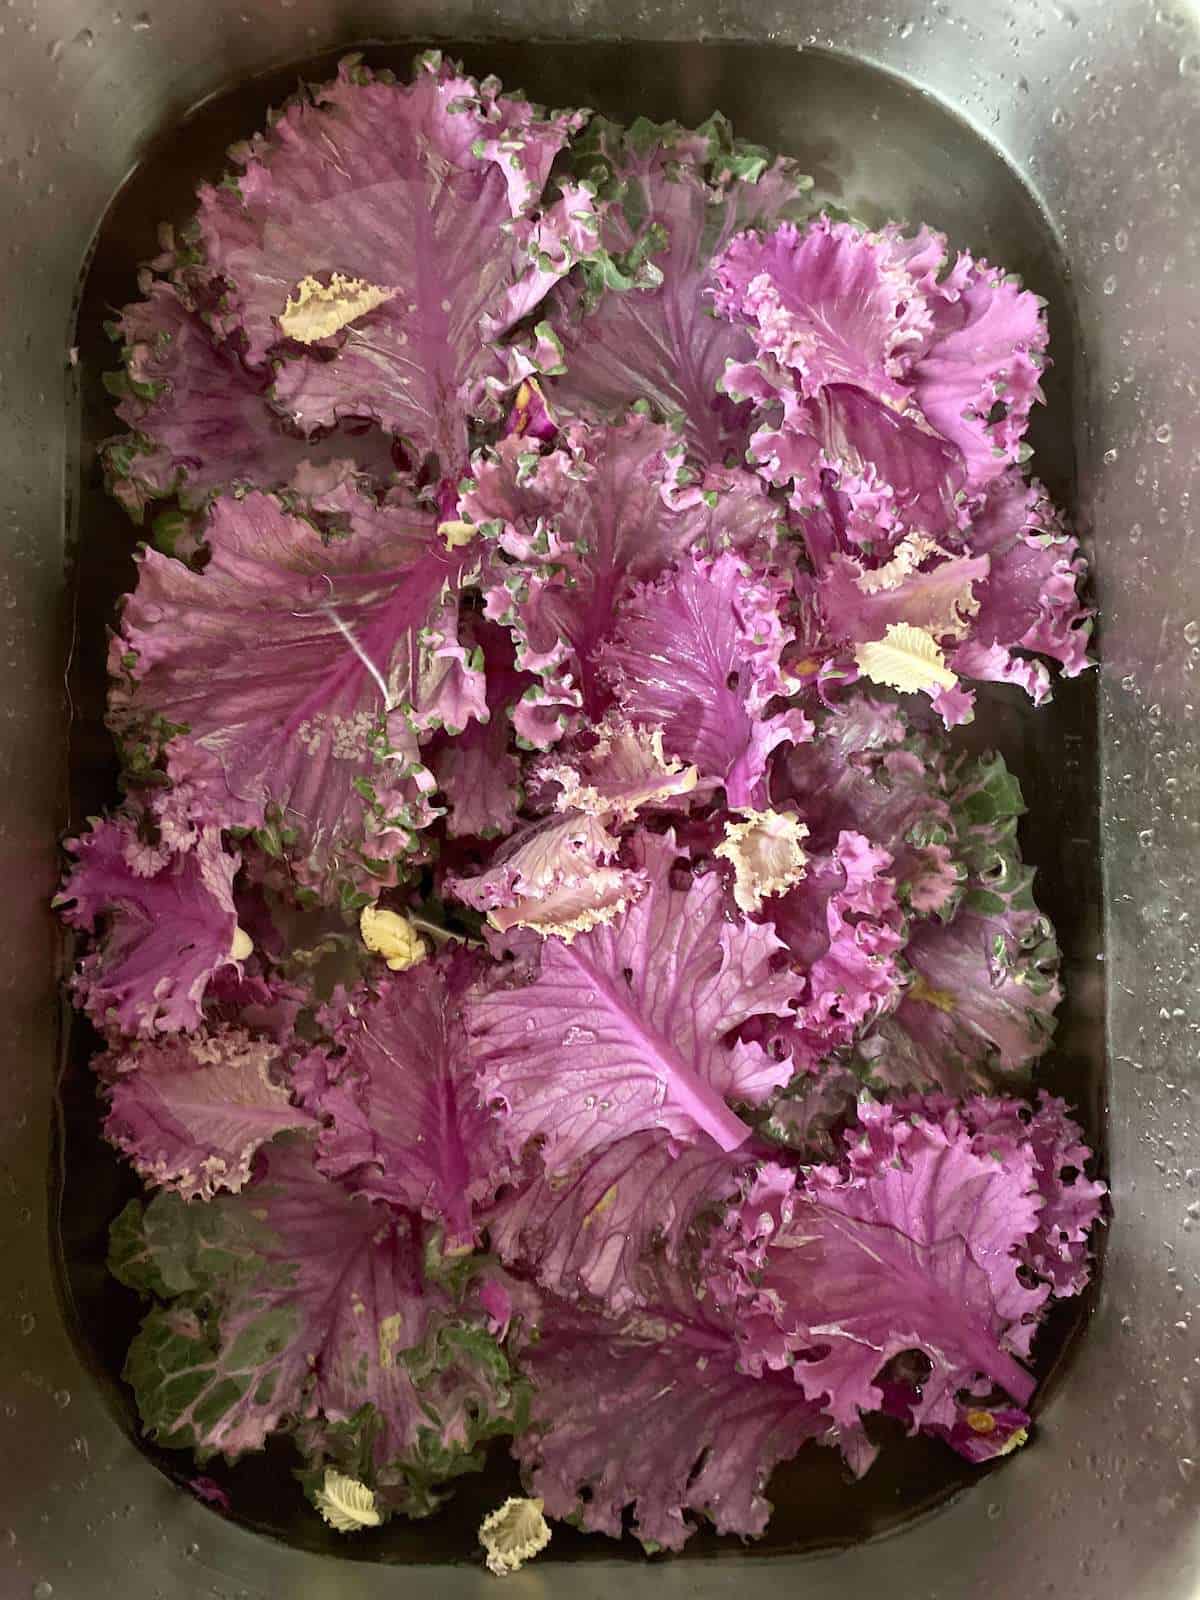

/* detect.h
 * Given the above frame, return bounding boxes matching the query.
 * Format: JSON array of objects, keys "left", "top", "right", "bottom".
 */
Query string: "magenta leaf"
[
  {"left": 900, "top": 1092, "right": 1106, "bottom": 1299},
  {"left": 930, "top": 1400, "right": 1033, "bottom": 1464},
  {"left": 110, "top": 490, "right": 482, "bottom": 894},
  {"left": 712, "top": 216, "right": 931, "bottom": 405},
  {"left": 446, "top": 713, "right": 705, "bottom": 938},
  {"left": 197, "top": 55, "right": 593, "bottom": 476},
  {"left": 734, "top": 367, "right": 970, "bottom": 547},
  {"left": 428, "top": 618, "right": 529, "bottom": 839},
  {"left": 56, "top": 813, "right": 244, "bottom": 1037},
  {"left": 429, "top": 718, "right": 522, "bottom": 843},
  {"left": 947, "top": 470, "right": 1093, "bottom": 700},
  {"left": 514, "top": 1260, "right": 830, "bottom": 1550},
  {"left": 774, "top": 697, "right": 962, "bottom": 916},
  {"left": 101, "top": 1026, "right": 315, "bottom": 1198},
  {"left": 599, "top": 550, "right": 812, "bottom": 806},
  {"left": 310, "top": 952, "right": 507, "bottom": 1250},
  {"left": 546, "top": 115, "right": 812, "bottom": 463},
  {"left": 800, "top": 482, "right": 1090, "bottom": 719},
  {"left": 906, "top": 251, "right": 1048, "bottom": 494},
  {"left": 533, "top": 714, "right": 702, "bottom": 822},
  {"left": 102, "top": 281, "right": 397, "bottom": 518},
  {"left": 814, "top": 543, "right": 989, "bottom": 646},
  {"left": 710, "top": 1101, "right": 1053, "bottom": 1469},
  {"left": 1020, "top": 1093, "right": 1107, "bottom": 1296},
  {"left": 447, "top": 809, "right": 648, "bottom": 941},
  {"left": 465, "top": 829, "right": 803, "bottom": 1168},
  {"left": 487, "top": 1130, "right": 749, "bottom": 1311},
  {"left": 832, "top": 1099, "right": 1048, "bottom": 1337},
  {"left": 867, "top": 752, "right": 1060, "bottom": 1092},
  {"left": 715, "top": 215, "right": 1048, "bottom": 506},
  {"left": 469, "top": 416, "right": 778, "bottom": 745},
  {"left": 203, "top": 968, "right": 307, "bottom": 1047},
  {"left": 187, "top": 1475, "right": 232, "bottom": 1511},
  {"left": 763, "top": 830, "right": 907, "bottom": 1072},
  {"left": 110, "top": 1136, "right": 523, "bottom": 1499}
]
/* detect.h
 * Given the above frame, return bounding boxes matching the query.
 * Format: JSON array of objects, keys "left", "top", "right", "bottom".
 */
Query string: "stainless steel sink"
[{"left": 1, "top": 3, "right": 1197, "bottom": 1596}]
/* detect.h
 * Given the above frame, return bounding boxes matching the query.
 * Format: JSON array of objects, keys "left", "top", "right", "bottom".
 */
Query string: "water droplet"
[
  {"left": 1179, "top": 51, "right": 1200, "bottom": 76},
  {"left": 1156, "top": 423, "right": 1173, "bottom": 444},
  {"left": 1102, "top": 276, "right": 1117, "bottom": 297},
  {"left": 562, "top": 1024, "right": 598, "bottom": 1047},
  {"left": 987, "top": 1501, "right": 1002, "bottom": 1519},
  {"left": 130, "top": 8, "right": 151, "bottom": 26},
  {"left": 1114, "top": 227, "right": 1129, "bottom": 253},
  {"left": 1138, "top": 828, "right": 1155, "bottom": 847},
  {"left": 1183, "top": 621, "right": 1199, "bottom": 645},
  {"left": 53, "top": 1389, "right": 71, "bottom": 1410},
  {"left": 2, "top": 1529, "right": 14, "bottom": 1547},
  {"left": 898, "top": 18, "right": 914, "bottom": 37},
  {"left": 1050, "top": 106, "right": 1067, "bottom": 126},
  {"left": 1103, "top": 447, "right": 1118, "bottom": 463},
  {"left": 18, "top": 1313, "right": 35, "bottom": 1336},
  {"left": 184, "top": 1541, "right": 200, "bottom": 1558},
  {"left": 32, "top": 1583, "right": 53, "bottom": 1600}
]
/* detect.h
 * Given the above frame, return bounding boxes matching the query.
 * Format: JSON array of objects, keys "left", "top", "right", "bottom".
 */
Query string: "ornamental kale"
[{"left": 61, "top": 51, "right": 1102, "bottom": 1562}]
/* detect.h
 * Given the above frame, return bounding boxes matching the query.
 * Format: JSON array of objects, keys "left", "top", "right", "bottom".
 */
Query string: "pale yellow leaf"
[
  {"left": 359, "top": 905, "right": 427, "bottom": 972},
  {"left": 479, "top": 1496, "right": 552, "bottom": 1577},
  {"left": 715, "top": 808, "right": 809, "bottom": 913},
  {"left": 438, "top": 520, "right": 478, "bottom": 550},
  {"left": 279, "top": 273, "right": 397, "bottom": 344},
  {"left": 855, "top": 622, "right": 958, "bottom": 695},
  {"left": 313, "top": 1470, "right": 382, "bottom": 1533}
]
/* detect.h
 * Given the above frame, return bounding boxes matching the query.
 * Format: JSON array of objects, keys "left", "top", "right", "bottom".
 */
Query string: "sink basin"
[{"left": 1, "top": 3, "right": 1197, "bottom": 1597}]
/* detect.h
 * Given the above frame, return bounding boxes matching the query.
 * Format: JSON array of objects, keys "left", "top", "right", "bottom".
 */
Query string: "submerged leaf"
[
  {"left": 110, "top": 490, "right": 479, "bottom": 893},
  {"left": 514, "top": 1259, "right": 830, "bottom": 1550},
  {"left": 110, "top": 1136, "right": 523, "bottom": 1506},
  {"left": 56, "top": 813, "right": 243, "bottom": 1037},
  {"left": 198, "top": 56, "right": 594, "bottom": 473},
  {"left": 101, "top": 1027, "right": 315, "bottom": 1199},
  {"left": 547, "top": 115, "right": 812, "bottom": 462},
  {"left": 465, "top": 830, "right": 803, "bottom": 1167}
]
